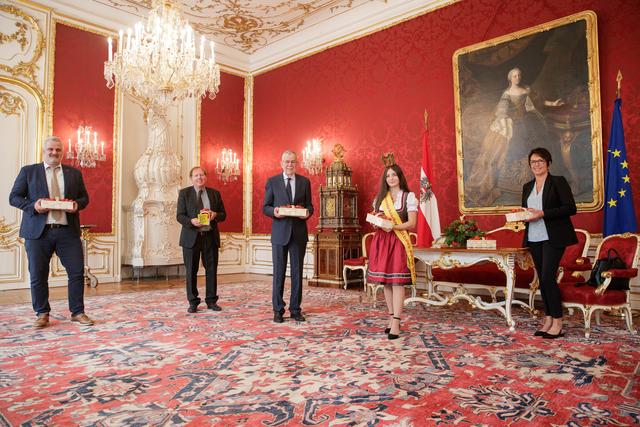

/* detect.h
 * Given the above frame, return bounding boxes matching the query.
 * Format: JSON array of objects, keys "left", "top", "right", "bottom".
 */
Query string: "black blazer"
[
  {"left": 9, "top": 163, "right": 89, "bottom": 239},
  {"left": 176, "top": 186, "right": 226, "bottom": 248},
  {"left": 262, "top": 173, "right": 314, "bottom": 246},
  {"left": 521, "top": 173, "right": 578, "bottom": 248}
]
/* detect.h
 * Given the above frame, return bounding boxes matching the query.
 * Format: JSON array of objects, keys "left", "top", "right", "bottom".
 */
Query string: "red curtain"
[
  {"left": 200, "top": 72, "right": 245, "bottom": 233},
  {"left": 53, "top": 23, "right": 115, "bottom": 233}
]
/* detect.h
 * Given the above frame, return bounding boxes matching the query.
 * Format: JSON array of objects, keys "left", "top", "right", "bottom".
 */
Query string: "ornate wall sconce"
[
  {"left": 302, "top": 138, "right": 323, "bottom": 175},
  {"left": 216, "top": 147, "right": 240, "bottom": 182},
  {"left": 66, "top": 126, "right": 107, "bottom": 168}
]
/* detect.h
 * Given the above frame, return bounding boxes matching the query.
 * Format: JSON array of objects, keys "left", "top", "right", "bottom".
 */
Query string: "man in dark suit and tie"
[
  {"left": 263, "top": 150, "right": 314, "bottom": 323},
  {"left": 9, "top": 136, "right": 93, "bottom": 328},
  {"left": 177, "top": 166, "right": 226, "bottom": 313}
]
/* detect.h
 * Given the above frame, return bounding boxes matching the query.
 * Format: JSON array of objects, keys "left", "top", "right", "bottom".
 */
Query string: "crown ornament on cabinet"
[
  {"left": 381, "top": 152, "right": 396, "bottom": 167},
  {"left": 324, "top": 144, "right": 355, "bottom": 190}
]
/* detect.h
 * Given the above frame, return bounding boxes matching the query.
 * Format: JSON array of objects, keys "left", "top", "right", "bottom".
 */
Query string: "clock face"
[{"left": 326, "top": 197, "right": 336, "bottom": 217}]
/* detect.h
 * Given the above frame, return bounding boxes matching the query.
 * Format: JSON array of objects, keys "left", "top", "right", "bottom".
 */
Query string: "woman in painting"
[
  {"left": 367, "top": 155, "right": 417, "bottom": 340},
  {"left": 522, "top": 147, "right": 577, "bottom": 339},
  {"left": 466, "top": 67, "right": 562, "bottom": 207}
]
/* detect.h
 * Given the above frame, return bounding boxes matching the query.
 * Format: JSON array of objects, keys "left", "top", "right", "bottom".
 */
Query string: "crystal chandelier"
[
  {"left": 302, "top": 138, "right": 323, "bottom": 175},
  {"left": 216, "top": 148, "right": 240, "bottom": 183},
  {"left": 103, "top": 0, "right": 220, "bottom": 104},
  {"left": 66, "top": 126, "right": 107, "bottom": 168}
]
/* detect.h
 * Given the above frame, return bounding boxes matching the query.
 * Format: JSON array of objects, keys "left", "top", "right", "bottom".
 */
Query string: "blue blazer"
[
  {"left": 262, "top": 173, "right": 314, "bottom": 246},
  {"left": 9, "top": 163, "right": 89, "bottom": 239}
]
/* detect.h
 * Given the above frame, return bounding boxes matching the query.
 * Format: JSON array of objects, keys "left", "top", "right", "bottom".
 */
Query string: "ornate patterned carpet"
[{"left": 0, "top": 281, "right": 638, "bottom": 426}]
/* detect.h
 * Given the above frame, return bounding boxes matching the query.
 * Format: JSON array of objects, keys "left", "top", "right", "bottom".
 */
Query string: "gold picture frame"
[{"left": 453, "top": 11, "right": 602, "bottom": 214}]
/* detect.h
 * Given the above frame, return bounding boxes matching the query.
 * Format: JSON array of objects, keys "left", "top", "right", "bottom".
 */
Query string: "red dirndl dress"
[{"left": 366, "top": 193, "right": 413, "bottom": 286}]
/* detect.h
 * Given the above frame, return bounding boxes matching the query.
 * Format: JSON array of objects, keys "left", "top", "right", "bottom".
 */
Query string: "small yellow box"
[{"left": 197, "top": 213, "right": 210, "bottom": 225}]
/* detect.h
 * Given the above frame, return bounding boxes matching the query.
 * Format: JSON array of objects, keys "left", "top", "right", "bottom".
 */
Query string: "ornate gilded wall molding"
[
  {"left": 243, "top": 74, "right": 253, "bottom": 236},
  {"left": 0, "top": 20, "right": 27, "bottom": 49},
  {"left": 0, "top": 217, "right": 21, "bottom": 249},
  {"left": 0, "top": 84, "right": 25, "bottom": 115},
  {"left": 0, "top": 3, "right": 45, "bottom": 86},
  {"left": 0, "top": 74, "right": 45, "bottom": 163}
]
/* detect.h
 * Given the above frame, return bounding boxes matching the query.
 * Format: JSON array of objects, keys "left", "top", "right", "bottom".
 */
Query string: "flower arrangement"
[{"left": 442, "top": 217, "right": 485, "bottom": 247}]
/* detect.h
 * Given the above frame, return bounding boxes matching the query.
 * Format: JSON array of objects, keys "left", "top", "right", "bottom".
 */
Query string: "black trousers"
[
  {"left": 25, "top": 226, "right": 85, "bottom": 316},
  {"left": 271, "top": 239, "right": 306, "bottom": 315},
  {"left": 183, "top": 233, "right": 218, "bottom": 306},
  {"left": 528, "top": 241, "right": 565, "bottom": 318}
]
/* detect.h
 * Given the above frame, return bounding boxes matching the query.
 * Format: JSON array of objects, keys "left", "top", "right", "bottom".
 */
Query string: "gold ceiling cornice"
[{"left": 97, "top": 0, "right": 375, "bottom": 53}]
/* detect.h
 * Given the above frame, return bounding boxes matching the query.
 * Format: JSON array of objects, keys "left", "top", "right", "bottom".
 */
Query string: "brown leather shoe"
[
  {"left": 34, "top": 313, "right": 49, "bottom": 328},
  {"left": 71, "top": 313, "right": 94, "bottom": 326}
]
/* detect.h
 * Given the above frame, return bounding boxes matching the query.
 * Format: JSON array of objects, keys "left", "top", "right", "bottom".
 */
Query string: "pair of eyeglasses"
[{"left": 529, "top": 159, "right": 546, "bottom": 165}]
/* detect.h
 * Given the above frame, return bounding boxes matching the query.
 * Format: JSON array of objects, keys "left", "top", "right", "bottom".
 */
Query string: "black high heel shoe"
[
  {"left": 384, "top": 313, "right": 393, "bottom": 334},
  {"left": 388, "top": 316, "right": 401, "bottom": 340},
  {"left": 542, "top": 330, "right": 565, "bottom": 339},
  {"left": 533, "top": 330, "right": 548, "bottom": 337}
]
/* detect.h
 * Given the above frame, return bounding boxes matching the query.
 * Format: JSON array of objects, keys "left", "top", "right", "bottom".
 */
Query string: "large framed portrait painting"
[{"left": 453, "top": 11, "right": 603, "bottom": 213}]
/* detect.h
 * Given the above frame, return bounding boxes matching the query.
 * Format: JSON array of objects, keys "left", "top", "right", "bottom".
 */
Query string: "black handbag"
[{"left": 580, "top": 248, "right": 629, "bottom": 291}]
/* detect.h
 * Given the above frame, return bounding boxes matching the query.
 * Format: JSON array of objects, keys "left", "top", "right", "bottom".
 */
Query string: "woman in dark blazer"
[{"left": 522, "top": 147, "right": 577, "bottom": 339}]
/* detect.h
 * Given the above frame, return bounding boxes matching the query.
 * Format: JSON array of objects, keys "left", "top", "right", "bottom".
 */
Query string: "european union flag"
[{"left": 603, "top": 98, "right": 637, "bottom": 236}]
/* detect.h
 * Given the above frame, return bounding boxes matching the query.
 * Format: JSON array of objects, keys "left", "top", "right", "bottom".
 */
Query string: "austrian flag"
[{"left": 417, "top": 128, "right": 441, "bottom": 247}]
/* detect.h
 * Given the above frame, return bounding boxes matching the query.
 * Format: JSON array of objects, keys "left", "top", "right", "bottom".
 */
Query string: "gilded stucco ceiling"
[{"left": 94, "top": 0, "right": 383, "bottom": 54}]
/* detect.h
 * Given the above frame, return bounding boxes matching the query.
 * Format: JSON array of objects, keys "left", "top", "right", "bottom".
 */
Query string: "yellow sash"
[{"left": 381, "top": 192, "right": 416, "bottom": 284}]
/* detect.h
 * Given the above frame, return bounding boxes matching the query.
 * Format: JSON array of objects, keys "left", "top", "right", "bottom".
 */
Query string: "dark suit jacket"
[
  {"left": 521, "top": 173, "right": 578, "bottom": 248},
  {"left": 262, "top": 173, "right": 314, "bottom": 246},
  {"left": 9, "top": 163, "right": 89, "bottom": 239},
  {"left": 177, "top": 186, "right": 226, "bottom": 249}
]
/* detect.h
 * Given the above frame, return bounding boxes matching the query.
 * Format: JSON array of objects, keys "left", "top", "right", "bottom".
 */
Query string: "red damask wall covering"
[
  {"left": 200, "top": 72, "right": 245, "bottom": 233},
  {"left": 252, "top": 0, "right": 640, "bottom": 235},
  {"left": 53, "top": 23, "right": 115, "bottom": 234}
]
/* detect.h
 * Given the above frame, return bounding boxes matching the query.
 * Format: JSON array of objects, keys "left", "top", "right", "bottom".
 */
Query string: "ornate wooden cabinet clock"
[{"left": 309, "top": 145, "right": 362, "bottom": 288}]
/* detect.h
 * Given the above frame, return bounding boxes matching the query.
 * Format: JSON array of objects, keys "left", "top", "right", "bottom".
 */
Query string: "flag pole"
[{"left": 616, "top": 69, "right": 622, "bottom": 98}]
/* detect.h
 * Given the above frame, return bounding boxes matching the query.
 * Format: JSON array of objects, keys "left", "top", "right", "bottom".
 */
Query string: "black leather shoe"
[
  {"left": 187, "top": 305, "right": 198, "bottom": 313},
  {"left": 207, "top": 303, "right": 222, "bottom": 311},
  {"left": 273, "top": 312, "right": 284, "bottom": 323},
  {"left": 291, "top": 313, "right": 306, "bottom": 322},
  {"left": 542, "top": 330, "right": 565, "bottom": 339},
  {"left": 533, "top": 330, "right": 547, "bottom": 337}
]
